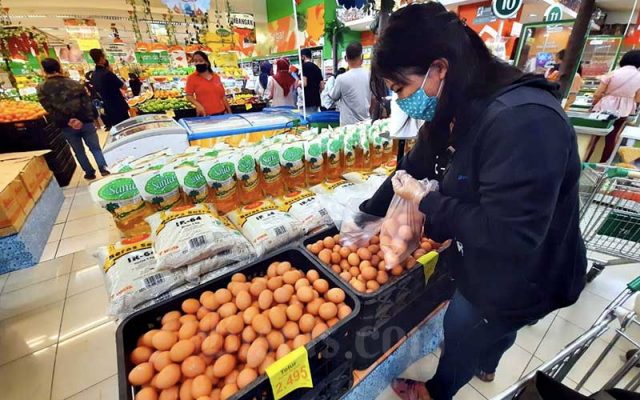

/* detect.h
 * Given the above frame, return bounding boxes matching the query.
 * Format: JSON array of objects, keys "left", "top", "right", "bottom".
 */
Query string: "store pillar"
[{"left": 558, "top": 0, "right": 596, "bottom": 98}]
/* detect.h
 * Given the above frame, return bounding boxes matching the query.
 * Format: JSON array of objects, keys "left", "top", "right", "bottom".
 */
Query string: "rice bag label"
[
  {"left": 236, "top": 153, "right": 259, "bottom": 192},
  {"left": 259, "top": 148, "right": 282, "bottom": 184},
  {"left": 275, "top": 190, "right": 331, "bottom": 234},
  {"left": 280, "top": 144, "right": 305, "bottom": 178}
]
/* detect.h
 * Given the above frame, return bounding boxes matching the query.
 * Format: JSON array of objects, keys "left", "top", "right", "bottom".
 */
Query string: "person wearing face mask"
[
  {"left": 361, "top": 4, "right": 586, "bottom": 399},
  {"left": 185, "top": 51, "right": 232, "bottom": 116},
  {"left": 89, "top": 48, "right": 130, "bottom": 127}
]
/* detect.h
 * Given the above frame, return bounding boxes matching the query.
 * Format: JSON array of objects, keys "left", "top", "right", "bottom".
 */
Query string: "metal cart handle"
[
  {"left": 581, "top": 163, "right": 640, "bottom": 179},
  {"left": 627, "top": 276, "right": 640, "bottom": 292}
]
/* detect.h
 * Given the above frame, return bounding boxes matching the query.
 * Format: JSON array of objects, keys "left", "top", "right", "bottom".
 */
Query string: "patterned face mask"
[{"left": 396, "top": 68, "right": 443, "bottom": 121}]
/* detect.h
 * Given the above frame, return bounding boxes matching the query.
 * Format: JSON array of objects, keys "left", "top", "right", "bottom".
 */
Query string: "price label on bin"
[
  {"left": 418, "top": 251, "right": 439, "bottom": 283},
  {"left": 266, "top": 346, "right": 313, "bottom": 399},
  {"left": 245, "top": 103, "right": 253, "bottom": 111}
]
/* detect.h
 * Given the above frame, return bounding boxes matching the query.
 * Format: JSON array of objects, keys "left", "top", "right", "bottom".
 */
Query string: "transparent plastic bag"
[
  {"left": 380, "top": 191, "right": 426, "bottom": 270},
  {"left": 339, "top": 198, "right": 383, "bottom": 248}
]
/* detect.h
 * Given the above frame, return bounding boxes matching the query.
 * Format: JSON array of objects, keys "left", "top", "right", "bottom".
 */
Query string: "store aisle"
[{"left": 1, "top": 142, "right": 640, "bottom": 399}]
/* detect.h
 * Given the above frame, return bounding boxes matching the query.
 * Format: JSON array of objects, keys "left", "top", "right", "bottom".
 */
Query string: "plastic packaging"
[
  {"left": 200, "top": 153, "right": 239, "bottom": 214},
  {"left": 304, "top": 136, "right": 325, "bottom": 186},
  {"left": 133, "top": 165, "right": 184, "bottom": 211},
  {"left": 256, "top": 144, "right": 286, "bottom": 198},
  {"left": 96, "top": 234, "right": 186, "bottom": 318},
  {"left": 280, "top": 140, "right": 307, "bottom": 190},
  {"left": 354, "top": 126, "right": 371, "bottom": 171},
  {"left": 326, "top": 132, "right": 344, "bottom": 180},
  {"left": 146, "top": 204, "right": 238, "bottom": 270},
  {"left": 274, "top": 189, "right": 333, "bottom": 235},
  {"left": 174, "top": 162, "right": 209, "bottom": 205},
  {"left": 235, "top": 148, "right": 263, "bottom": 205},
  {"left": 342, "top": 130, "right": 356, "bottom": 173},
  {"left": 339, "top": 198, "right": 383, "bottom": 248},
  {"left": 226, "top": 199, "right": 303, "bottom": 257},
  {"left": 379, "top": 191, "right": 426, "bottom": 270}
]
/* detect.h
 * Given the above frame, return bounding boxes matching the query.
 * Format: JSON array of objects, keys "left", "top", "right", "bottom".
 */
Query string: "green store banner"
[{"left": 135, "top": 51, "right": 171, "bottom": 65}]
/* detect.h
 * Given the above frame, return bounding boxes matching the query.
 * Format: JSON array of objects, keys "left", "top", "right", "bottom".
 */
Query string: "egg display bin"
[
  {"left": 116, "top": 247, "right": 361, "bottom": 400},
  {"left": 302, "top": 227, "right": 454, "bottom": 370}
]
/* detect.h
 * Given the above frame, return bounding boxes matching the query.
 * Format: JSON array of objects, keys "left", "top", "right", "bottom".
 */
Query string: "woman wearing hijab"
[
  {"left": 266, "top": 58, "right": 297, "bottom": 107},
  {"left": 256, "top": 61, "right": 272, "bottom": 100}
]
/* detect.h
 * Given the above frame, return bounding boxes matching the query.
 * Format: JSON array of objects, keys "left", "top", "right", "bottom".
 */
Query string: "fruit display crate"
[
  {"left": 230, "top": 102, "right": 267, "bottom": 114},
  {"left": 116, "top": 247, "right": 361, "bottom": 400},
  {"left": 302, "top": 227, "right": 427, "bottom": 331},
  {"left": 0, "top": 116, "right": 50, "bottom": 152}
]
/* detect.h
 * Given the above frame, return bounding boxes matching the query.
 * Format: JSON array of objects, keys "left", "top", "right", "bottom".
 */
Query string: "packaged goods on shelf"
[
  {"left": 234, "top": 148, "right": 262, "bottom": 205},
  {"left": 199, "top": 153, "right": 240, "bottom": 214},
  {"left": 255, "top": 144, "right": 286, "bottom": 198},
  {"left": 133, "top": 164, "right": 184, "bottom": 211},
  {"left": 174, "top": 162, "right": 210, "bottom": 205},
  {"left": 343, "top": 171, "right": 387, "bottom": 186},
  {"left": 227, "top": 199, "right": 303, "bottom": 257},
  {"left": 303, "top": 134, "right": 325, "bottom": 186},
  {"left": 274, "top": 189, "right": 333, "bottom": 235},
  {"left": 279, "top": 139, "right": 307, "bottom": 190}
]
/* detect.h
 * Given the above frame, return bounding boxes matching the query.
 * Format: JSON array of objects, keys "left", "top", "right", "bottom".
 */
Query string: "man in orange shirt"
[{"left": 185, "top": 51, "right": 231, "bottom": 116}]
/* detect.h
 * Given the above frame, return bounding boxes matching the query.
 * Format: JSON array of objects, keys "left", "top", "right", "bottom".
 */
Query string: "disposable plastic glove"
[{"left": 391, "top": 170, "right": 439, "bottom": 205}]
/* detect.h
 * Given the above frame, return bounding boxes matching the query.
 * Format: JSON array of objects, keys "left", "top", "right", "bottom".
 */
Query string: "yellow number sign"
[
  {"left": 265, "top": 346, "right": 313, "bottom": 399},
  {"left": 418, "top": 251, "right": 439, "bottom": 283}
]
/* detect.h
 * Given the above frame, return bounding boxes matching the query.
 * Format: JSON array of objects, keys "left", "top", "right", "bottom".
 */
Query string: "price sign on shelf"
[
  {"left": 245, "top": 103, "right": 253, "bottom": 111},
  {"left": 265, "top": 346, "right": 313, "bottom": 400}
]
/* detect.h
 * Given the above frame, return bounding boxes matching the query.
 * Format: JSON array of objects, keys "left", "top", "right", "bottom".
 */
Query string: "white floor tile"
[
  {"left": 40, "top": 241, "right": 59, "bottom": 263},
  {"left": 0, "top": 271, "right": 9, "bottom": 292},
  {"left": 520, "top": 356, "right": 544, "bottom": 379},
  {"left": 535, "top": 316, "right": 586, "bottom": 362},
  {"left": 469, "top": 344, "right": 532, "bottom": 399},
  {"left": 51, "top": 321, "right": 117, "bottom": 400},
  {"left": 0, "top": 344, "right": 56, "bottom": 400},
  {"left": 63, "top": 187, "right": 76, "bottom": 198},
  {"left": 71, "top": 250, "right": 99, "bottom": 272},
  {"left": 66, "top": 374, "right": 118, "bottom": 400},
  {"left": 61, "top": 213, "right": 115, "bottom": 239},
  {"left": 47, "top": 223, "right": 65, "bottom": 243},
  {"left": 55, "top": 206, "right": 71, "bottom": 225},
  {"left": 586, "top": 261, "right": 640, "bottom": 301},
  {"left": 454, "top": 384, "right": 487, "bottom": 400},
  {"left": 0, "top": 301, "right": 63, "bottom": 365},
  {"left": 558, "top": 290, "right": 611, "bottom": 330},
  {"left": 516, "top": 312, "right": 556, "bottom": 354},
  {"left": 0, "top": 275, "right": 69, "bottom": 320},
  {"left": 399, "top": 353, "right": 439, "bottom": 382},
  {"left": 60, "top": 286, "right": 111, "bottom": 342},
  {"left": 3, "top": 254, "right": 73, "bottom": 293},
  {"left": 66, "top": 203, "right": 108, "bottom": 222},
  {"left": 56, "top": 229, "right": 121, "bottom": 258},
  {"left": 67, "top": 265, "right": 104, "bottom": 297}
]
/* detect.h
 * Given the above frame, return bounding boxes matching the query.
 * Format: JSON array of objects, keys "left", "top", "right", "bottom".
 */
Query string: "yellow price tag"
[
  {"left": 265, "top": 346, "right": 313, "bottom": 399},
  {"left": 165, "top": 109, "right": 175, "bottom": 118},
  {"left": 418, "top": 251, "right": 439, "bottom": 283},
  {"left": 245, "top": 103, "right": 253, "bottom": 110}
]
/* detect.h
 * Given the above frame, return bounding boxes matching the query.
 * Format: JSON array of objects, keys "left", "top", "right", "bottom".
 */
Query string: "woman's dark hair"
[
  {"left": 371, "top": 2, "right": 523, "bottom": 137},
  {"left": 41, "top": 58, "right": 61, "bottom": 74},
  {"left": 192, "top": 50, "right": 213, "bottom": 72},
  {"left": 620, "top": 50, "right": 640, "bottom": 68}
]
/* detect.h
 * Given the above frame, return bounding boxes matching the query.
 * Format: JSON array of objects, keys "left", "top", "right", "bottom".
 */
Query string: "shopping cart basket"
[
  {"left": 579, "top": 164, "right": 640, "bottom": 282},
  {"left": 494, "top": 277, "right": 640, "bottom": 399}
]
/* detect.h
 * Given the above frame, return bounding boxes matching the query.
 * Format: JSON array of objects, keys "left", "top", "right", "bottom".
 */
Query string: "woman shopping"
[
  {"left": 185, "top": 51, "right": 232, "bottom": 116},
  {"left": 256, "top": 61, "right": 272, "bottom": 100},
  {"left": 266, "top": 59, "right": 298, "bottom": 107},
  {"left": 361, "top": 4, "right": 586, "bottom": 399},
  {"left": 586, "top": 51, "right": 640, "bottom": 163}
]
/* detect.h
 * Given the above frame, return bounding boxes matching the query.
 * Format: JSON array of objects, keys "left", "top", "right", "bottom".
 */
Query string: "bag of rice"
[
  {"left": 90, "top": 174, "right": 154, "bottom": 237},
  {"left": 174, "top": 161, "right": 209, "bottom": 205},
  {"left": 96, "top": 234, "right": 186, "bottom": 318},
  {"left": 342, "top": 171, "right": 388, "bottom": 187},
  {"left": 132, "top": 280, "right": 198, "bottom": 314},
  {"left": 227, "top": 199, "right": 303, "bottom": 257},
  {"left": 146, "top": 204, "right": 236, "bottom": 270},
  {"left": 274, "top": 189, "right": 333, "bottom": 234},
  {"left": 133, "top": 165, "right": 184, "bottom": 211}
]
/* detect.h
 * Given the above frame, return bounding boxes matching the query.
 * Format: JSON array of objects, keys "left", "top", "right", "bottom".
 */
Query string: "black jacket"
[{"left": 361, "top": 77, "right": 587, "bottom": 323}]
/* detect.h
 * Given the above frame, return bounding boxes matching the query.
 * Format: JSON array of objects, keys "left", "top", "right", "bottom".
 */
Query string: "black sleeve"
[
  {"left": 360, "top": 125, "right": 445, "bottom": 217},
  {"left": 420, "top": 105, "right": 572, "bottom": 254},
  {"left": 106, "top": 71, "right": 125, "bottom": 88}
]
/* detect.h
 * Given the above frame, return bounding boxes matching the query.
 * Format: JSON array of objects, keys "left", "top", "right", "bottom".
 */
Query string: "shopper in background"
[
  {"left": 256, "top": 61, "right": 272, "bottom": 100},
  {"left": 265, "top": 58, "right": 298, "bottom": 107},
  {"left": 300, "top": 48, "right": 324, "bottom": 113},
  {"left": 89, "top": 48, "right": 130, "bottom": 127},
  {"left": 330, "top": 42, "right": 372, "bottom": 125},
  {"left": 586, "top": 50, "right": 640, "bottom": 163},
  {"left": 38, "top": 58, "right": 109, "bottom": 180},
  {"left": 321, "top": 67, "right": 346, "bottom": 110},
  {"left": 128, "top": 72, "right": 143, "bottom": 96},
  {"left": 363, "top": 4, "right": 586, "bottom": 399},
  {"left": 563, "top": 64, "right": 584, "bottom": 110},
  {"left": 185, "top": 51, "right": 231, "bottom": 116},
  {"left": 545, "top": 49, "right": 565, "bottom": 81}
]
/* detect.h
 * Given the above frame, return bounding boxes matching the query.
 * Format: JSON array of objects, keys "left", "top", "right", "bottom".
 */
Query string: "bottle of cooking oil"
[
  {"left": 326, "top": 133, "right": 343, "bottom": 179},
  {"left": 304, "top": 136, "right": 325, "bottom": 186},
  {"left": 200, "top": 153, "right": 239, "bottom": 214},
  {"left": 342, "top": 132, "right": 356, "bottom": 174},
  {"left": 256, "top": 144, "right": 286, "bottom": 198},
  {"left": 235, "top": 149, "right": 263, "bottom": 205},
  {"left": 280, "top": 140, "right": 307, "bottom": 190}
]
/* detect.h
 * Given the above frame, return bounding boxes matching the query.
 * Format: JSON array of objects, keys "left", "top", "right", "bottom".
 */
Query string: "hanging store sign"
[
  {"left": 161, "top": 0, "right": 209, "bottom": 17},
  {"left": 64, "top": 18, "right": 101, "bottom": 51},
  {"left": 544, "top": 4, "right": 563, "bottom": 22},
  {"left": 230, "top": 13, "right": 255, "bottom": 30},
  {"left": 491, "top": 0, "right": 523, "bottom": 19}
]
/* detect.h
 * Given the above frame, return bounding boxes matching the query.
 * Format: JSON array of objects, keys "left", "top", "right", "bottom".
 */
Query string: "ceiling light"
[{"left": 529, "top": 14, "right": 538, "bottom": 17}]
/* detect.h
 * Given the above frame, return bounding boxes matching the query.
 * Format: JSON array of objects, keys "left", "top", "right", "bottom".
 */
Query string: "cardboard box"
[
  {"left": 0, "top": 179, "right": 28, "bottom": 233},
  {"left": 0, "top": 150, "right": 52, "bottom": 202}
]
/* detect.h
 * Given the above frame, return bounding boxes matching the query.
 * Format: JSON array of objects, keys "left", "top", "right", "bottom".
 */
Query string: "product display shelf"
[
  {"left": 117, "top": 248, "right": 361, "bottom": 400},
  {"left": 0, "top": 178, "right": 63, "bottom": 274}
]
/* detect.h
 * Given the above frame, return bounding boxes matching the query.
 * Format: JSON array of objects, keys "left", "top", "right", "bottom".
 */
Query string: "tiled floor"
[{"left": 2, "top": 153, "right": 640, "bottom": 399}]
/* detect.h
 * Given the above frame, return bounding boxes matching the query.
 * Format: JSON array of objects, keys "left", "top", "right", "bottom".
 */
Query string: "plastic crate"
[
  {"left": 303, "top": 227, "right": 426, "bottom": 329},
  {"left": 116, "top": 247, "right": 361, "bottom": 400}
]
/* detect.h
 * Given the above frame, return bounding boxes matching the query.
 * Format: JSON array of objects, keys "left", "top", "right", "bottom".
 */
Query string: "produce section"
[{"left": 0, "top": 100, "right": 47, "bottom": 123}]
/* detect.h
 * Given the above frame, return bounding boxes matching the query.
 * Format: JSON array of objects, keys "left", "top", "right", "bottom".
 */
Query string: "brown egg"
[
  {"left": 242, "top": 306, "right": 260, "bottom": 325},
  {"left": 152, "top": 330, "right": 178, "bottom": 351},
  {"left": 159, "top": 385, "right": 181, "bottom": 400},
  {"left": 306, "top": 298, "right": 324, "bottom": 316},
  {"left": 236, "top": 368, "right": 258, "bottom": 389},
  {"left": 217, "top": 303, "right": 237, "bottom": 319},
  {"left": 338, "top": 247, "right": 350, "bottom": 259},
  {"left": 322, "top": 236, "right": 335, "bottom": 248},
  {"left": 332, "top": 265, "right": 342, "bottom": 274},
  {"left": 190, "top": 335, "right": 203, "bottom": 355},
  {"left": 306, "top": 269, "right": 320, "bottom": 283},
  {"left": 325, "top": 251, "right": 339, "bottom": 264},
  {"left": 370, "top": 255, "right": 381, "bottom": 267},
  {"left": 292, "top": 334, "right": 310, "bottom": 349},
  {"left": 136, "top": 387, "right": 158, "bottom": 400},
  {"left": 246, "top": 338, "right": 268, "bottom": 368},
  {"left": 293, "top": 278, "right": 310, "bottom": 291},
  {"left": 162, "top": 319, "right": 181, "bottom": 332},
  {"left": 170, "top": 339, "right": 195, "bottom": 362},
  {"left": 199, "top": 312, "right": 219, "bottom": 332},
  {"left": 177, "top": 320, "right": 198, "bottom": 340},
  {"left": 221, "top": 334, "right": 239, "bottom": 353},
  {"left": 339, "top": 259, "right": 350, "bottom": 269},
  {"left": 156, "top": 363, "right": 181, "bottom": 390},
  {"left": 190, "top": 374, "right": 212, "bottom": 398},
  {"left": 298, "top": 314, "right": 315, "bottom": 333},
  {"left": 249, "top": 280, "right": 267, "bottom": 297},
  {"left": 266, "top": 330, "right": 285, "bottom": 350},
  {"left": 391, "top": 265, "right": 404, "bottom": 276},
  {"left": 179, "top": 379, "right": 193, "bottom": 400},
  {"left": 347, "top": 253, "right": 360, "bottom": 266},
  {"left": 285, "top": 303, "right": 303, "bottom": 322},
  {"left": 276, "top": 343, "right": 291, "bottom": 360},
  {"left": 231, "top": 272, "right": 246, "bottom": 283},
  {"left": 267, "top": 261, "right": 279, "bottom": 277},
  {"left": 182, "top": 299, "right": 200, "bottom": 315},
  {"left": 220, "top": 383, "right": 238, "bottom": 400},
  {"left": 351, "top": 279, "right": 366, "bottom": 292},
  {"left": 339, "top": 271, "right": 352, "bottom": 281},
  {"left": 161, "top": 311, "right": 181, "bottom": 325},
  {"left": 238, "top": 343, "right": 251, "bottom": 362},
  {"left": 212, "top": 354, "right": 236, "bottom": 378},
  {"left": 348, "top": 266, "right": 360, "bottom": 277},
  {"left": 361, "top": 266, "right": 378, "bottom": 281},
  {"left": 181, "top": 355, "right": 205, "bottom": 378},
  {"left": 376, "top": 270, "right": 389, "bottom": 285},
  {"left": 326, "top": 288, "right": 346, "bottom": 304},
  {"left": 368, "top": 280, "right": 382, "bottom": 291},
  {"left": 241, "top": 326, "right": 257, "bottom": 343},
  {"left": 131, "top": 346, "right": 153, "bottom": 365},
  {"left": 281, "top": 270, "right": 298, "bottom": 285},
  {"left": 368, "top": 244, "right": 380, "bottom": 254},
  {"left": 276, "top": 261, "right": 292, "bottom": 275},
  {"left": 257, "top": 290, "right": 273, "bottom": 310},
  {"left": 129, "top": 362, "right": 154, "bottom": 385},
  {"left": 312, "top": 322, "right": 328, "bottom": 339},
  {"left": 309, "top": 278, "right": 327, "bottom": 294},
  {"left": 273, "top": 287, "right": 291, "bottom": 304},
  {"left": 268, "top": 307, "right": 287, "bottom": 329},
  {"left": 180, "top": 314, "right": 198, "bottom": 324},
  {"left": 357, "top": 248, "right": 372, "bottom": 261},
  {"left": 214, "top": 289, "right": 232, "bottom": 305},
  {"left": 251, "top": 314, "right": 272, "bottom": 335},
  {"left": 201, "top": 333, "right": 224, "bottom": 356},
  {"left": 194, "top": 306, "right": 207, "bottom": 321},
  {"left": 225, "top": 315, "right": 244, "bottom": 335},
  {"left": 317, "top": 249, "right": 331, "bottom": 265},
  {"left": 199, "top": 291, "right": 218, "bottom": 311},
  {"left": 267, "top": 276, "right": 284, "bottom": 291},
  {"left": 327, "top": 317, "right": 339, "bottom": 328},
  {"left": 282, "top": 321, "right": 300, "bottom": 339},
  {"left": 318, "top": 302, "right": 338, "bottom": 320},
  {"left": 296, "top": 286, "right": 314, "bottom": 303},
  {"left": 406, "top": 256, "right": 417, "bottom": 268},
  {"left": 152, "top": 351, "right": 172, "bottom": 372},
  {"left": 227, "top": 281, "right": 247, "bottom": 297},
  {"left": 309, "top": 242, "right": 322, "bottom": 254},
  {"left": 211, "top": 388, "right": 222, "bottom": 400}
]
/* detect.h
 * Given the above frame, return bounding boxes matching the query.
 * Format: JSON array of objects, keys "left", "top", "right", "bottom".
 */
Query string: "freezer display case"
[
  {"left": 180, "top": 109, "right": 304, "bottom": 147},
  {"left": 104, "top": 116, "right": 189, "bottom": 164}
]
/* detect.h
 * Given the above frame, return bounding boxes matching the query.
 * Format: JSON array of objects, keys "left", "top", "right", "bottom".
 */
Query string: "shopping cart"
[
  {"left": 579, "top": 163, "right": 640, "bottom": 282},
  {"left": 495, "top": 277, "right": 640, "bottom": 399}
]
